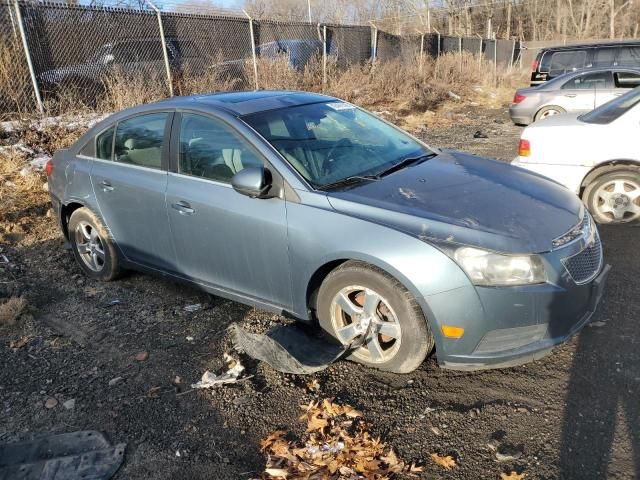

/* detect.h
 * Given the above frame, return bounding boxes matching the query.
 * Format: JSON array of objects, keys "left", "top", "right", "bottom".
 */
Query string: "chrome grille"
[{"left": 562, "top": 234, "right": 603, "bottom": 284}]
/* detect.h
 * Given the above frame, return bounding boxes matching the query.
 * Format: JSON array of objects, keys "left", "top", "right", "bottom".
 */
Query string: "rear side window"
[
  {"left": 592, "top": 47, "right": 617, "bottom": 67},
  {"left": 615, "top": 71, "right": 640, "bottom": 88},
  {"left": 96, "top": 127, "right": 114, "bottom": 160},
  {"left": 617, "top": 46, "right": 640, "bottom": 66},
  {"left": 562, "top": 71, "right": 612, "bottom": 90},
  {"left": 114, "top": 113, "right": 168, "bottom": 170},
  {"left": 549, "top": 51, "right": 586, "bottom": 76}
]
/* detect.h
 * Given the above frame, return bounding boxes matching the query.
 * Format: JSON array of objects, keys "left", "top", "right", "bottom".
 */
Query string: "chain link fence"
[
  {"left": 0, "top": 0, "right": 35, "bottom": 118},
  {"left": 0, "top": 0, "right": 520, "bottom": 118}
]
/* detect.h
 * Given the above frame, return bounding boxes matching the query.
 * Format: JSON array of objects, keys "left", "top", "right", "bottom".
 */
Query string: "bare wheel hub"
[{"left": 330, "top": 285, "right": 401, "bottom": 364}]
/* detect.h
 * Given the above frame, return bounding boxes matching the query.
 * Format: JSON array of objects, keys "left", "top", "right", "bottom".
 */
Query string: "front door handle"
[
  {"left": 564, "top": 93, "right": 577, "bottom": 98},
  {"left": 171, "top": 201, "right": 195, "bottom": 215},
  {"left": 100, "top": 180, "right": 114, "bottom": 192}
]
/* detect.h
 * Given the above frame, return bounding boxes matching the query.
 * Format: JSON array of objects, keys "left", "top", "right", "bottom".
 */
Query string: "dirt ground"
[{"left": 1, "top": 106, "right": 639, "bottom": 480}]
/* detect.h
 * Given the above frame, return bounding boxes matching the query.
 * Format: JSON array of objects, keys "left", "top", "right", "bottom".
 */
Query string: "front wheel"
[
  {"left": 583, "top": 170, "right": 640, "bottom": 224},
  {"left": 316, "top": 261, "right": 434, "bottom": 373}
]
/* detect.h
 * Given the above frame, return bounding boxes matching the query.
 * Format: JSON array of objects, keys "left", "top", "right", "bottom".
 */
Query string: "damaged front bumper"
[{"left": 423, "top": 258, "right": 611, "bottom": 372}]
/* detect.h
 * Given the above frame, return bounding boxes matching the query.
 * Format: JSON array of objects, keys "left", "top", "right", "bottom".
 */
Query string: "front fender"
[{"left": 286, "top": 192, "right": 472, "bottom": 319}]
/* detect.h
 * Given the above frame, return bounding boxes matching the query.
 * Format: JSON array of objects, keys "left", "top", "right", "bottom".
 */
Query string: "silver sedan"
[{"left": 509, "top": 67, "right": 640, "bottom": 125}]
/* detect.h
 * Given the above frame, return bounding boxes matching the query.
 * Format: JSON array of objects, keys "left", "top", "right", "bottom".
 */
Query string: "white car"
[{"left": 513, "top": 86, "right": 640, "bottom": 224}]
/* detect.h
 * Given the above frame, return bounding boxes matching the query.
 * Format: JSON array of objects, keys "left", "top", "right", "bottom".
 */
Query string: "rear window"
[
  {"left": 581, "top": 86, "right": 640, "bottom": 124},
  {"left": 549, "top": 50, "right": 587, "bottom": 76}
]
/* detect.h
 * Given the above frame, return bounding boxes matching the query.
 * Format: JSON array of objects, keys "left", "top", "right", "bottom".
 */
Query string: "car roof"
[
  {"left": 148, "top": 90, "right": 336, "bottom": 116},
  {"left": 538, "top": 40, "right": 640, "bottom": 52}
]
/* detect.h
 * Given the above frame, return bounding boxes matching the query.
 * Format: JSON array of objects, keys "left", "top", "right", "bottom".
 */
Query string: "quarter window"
[
  {"left": 549, "top": 51, "right": 586, "bottom": 76},
  {"left": 96, "top": 126, "right": 114, "bottom": 160},
  {"left": 114, "top": 113, "right": 168, "bottom": 169},
  {"left": 179, "top": 113, "right": 263, "bottom": 183}
]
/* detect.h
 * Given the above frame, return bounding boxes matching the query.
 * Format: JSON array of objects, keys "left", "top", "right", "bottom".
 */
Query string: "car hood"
[{"left": 326, "top": 151, "right": 583, "bottom": 253}]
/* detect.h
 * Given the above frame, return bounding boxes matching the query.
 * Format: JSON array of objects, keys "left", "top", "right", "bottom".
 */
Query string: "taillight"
[
  {"left": 513, "top": 93, "right": 526, "bottom": 104},
  {"left": 532, "top": 59, "right": 539, "bottom": 72},
  {"left": 45, "top": 159, "right": 54, "bottom": 176},
  {"left": 518, "top": 139, "right": 531, "bottom": 157}
]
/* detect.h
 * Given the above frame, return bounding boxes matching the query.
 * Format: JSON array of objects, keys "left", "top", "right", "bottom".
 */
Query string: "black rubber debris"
[
  {"left": 230, "top": 323, "right": 353, "bottom": 374},
  {"left": 0, "top": 431, "right": 125, "bottom": 480}
]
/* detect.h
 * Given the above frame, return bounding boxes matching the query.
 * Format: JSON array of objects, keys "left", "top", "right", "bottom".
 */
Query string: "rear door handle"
[
  {"left": 100, "top": 180, "right": 114, "bottom": 192},
  {"left": 564, "top": 93, "right": 577, "bottom": 98},
  {"left": 171, "top": 201, "right": 195, "bottom": 215}
]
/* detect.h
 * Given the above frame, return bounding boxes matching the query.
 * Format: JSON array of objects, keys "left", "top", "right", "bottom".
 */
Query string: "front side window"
[
  {"left": 562, "top": 71, "right": 611, "bottom": 90},
  {"left": 615, "top": 71, "right": 640, "bottom": 88},
  {"left": 243, "top": 102, "right": 434, "bottom": 188},
  {"left": 549, "top": 51, "right": 586, "bottom": 76},
  {"left": 114, "top": 113, "right": 168, "bottom": 169},
  {"left": 179, "top": 113, "right": 263, "bottom": 183},
  {"left": 96, "top": 126, "right": 114, "bottom": 160},
  {"left": 581, "top": 86, "right": 640, "bottom": 124}
]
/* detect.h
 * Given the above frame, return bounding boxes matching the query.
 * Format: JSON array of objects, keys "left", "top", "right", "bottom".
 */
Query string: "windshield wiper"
[
  {"left": 375, "top": 153, "right": 437, "bottom": 178},
  {"left": 317, "top": 175, "right": 378, "bottom": 191}
]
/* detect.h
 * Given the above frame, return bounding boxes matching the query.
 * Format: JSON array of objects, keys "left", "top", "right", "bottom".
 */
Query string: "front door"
[
  {"left": 90, "top": 111, "right": 177, "bottom": 271},
  {"left": 165, "top": 112, "right": 292, "bottom": 308}
]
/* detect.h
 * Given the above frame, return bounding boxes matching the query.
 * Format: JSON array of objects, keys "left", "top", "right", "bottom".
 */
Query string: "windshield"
[
  {"left": 581, "top": 86, "right": 640, "bottom": 124},
  {"left": 242, "top": 102, "right": 434, "bottom": 188}
]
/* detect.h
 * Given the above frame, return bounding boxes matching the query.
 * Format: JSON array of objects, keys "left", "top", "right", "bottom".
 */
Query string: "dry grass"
[
  {"left": 0, "top": 151, "right": 47, "bottom": 223},
  {"left": 98, "top": 68, "right": 168, "bottom": 113},
  {"left": 0, "top": 296, "right": 26, "bottom": 327},
  {"left": 0, "top": 36, "right": 33, "bottom": 119}
]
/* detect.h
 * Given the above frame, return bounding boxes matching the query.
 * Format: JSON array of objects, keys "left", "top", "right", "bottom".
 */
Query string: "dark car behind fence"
[{"left": 0, "top": 0, "right": 520, "bottom": 119}]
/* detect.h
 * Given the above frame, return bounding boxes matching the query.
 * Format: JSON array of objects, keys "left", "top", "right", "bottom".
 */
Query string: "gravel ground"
[{"left": 1, "top": 106, "right": 638, "bottom": 479}]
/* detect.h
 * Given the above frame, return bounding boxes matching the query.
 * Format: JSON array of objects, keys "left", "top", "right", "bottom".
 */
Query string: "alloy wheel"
[
  {"left": 330, "top": 285, "right": 402, "bottom": 363},
  {"left": 74, "top": 221, "right": 106, "bottom": 272},
  {"left": 593, "top": 178, "right": 640, "bottom": 222}
]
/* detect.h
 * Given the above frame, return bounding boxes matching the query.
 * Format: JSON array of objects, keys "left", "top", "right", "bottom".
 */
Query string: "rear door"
[
  {"left": 90, "top": 111, "right": 177, "bottom": 270},
  {"left": 165, "top": 111, "right": 292, "bottom": 307},
  {"left": 557, "top": 71, "right": 610, "bottom": 112}
]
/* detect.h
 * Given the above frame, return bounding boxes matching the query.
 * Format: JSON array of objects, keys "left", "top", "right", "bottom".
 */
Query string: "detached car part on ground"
[
  {"left": 46, "top": 91, "right": 609, "bottom": 373},
  {"left": 514, "top": 86, "right": 640, "bottom": 225},
  {"left": 510, "top": 67, "right": 640, "bottom": 125}
]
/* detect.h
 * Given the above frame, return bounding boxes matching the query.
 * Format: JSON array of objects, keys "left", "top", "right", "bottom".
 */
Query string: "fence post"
[
  {"left": 147, "top": 0, "right": 173, "bottom": 97},
  {"left": 419, "top": 33, "right": 424, "bottom": 74},
  {"left": 458, "top": 35, "right": 463, "bottom": 74},
  {"left": 322, "top": 24, "right": 327, "bottom": 91},
  {"left": 243, "top": 10, "right": 259, "bottom": 90},
  {"left": 369, "top": 21, "right": 378, "bottom": 64},
  {"left": 476, "top": 33, "right": 483, "bottom": 72},
  {"left": 494, "top": 38, "right": 498, "bottom": 86},
  {"left": 13, "top": 0, "right": 43, "bottom": 115}
]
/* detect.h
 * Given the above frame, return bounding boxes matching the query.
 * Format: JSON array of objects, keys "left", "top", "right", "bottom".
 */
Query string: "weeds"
[
  {"left": 0, "top": 36, "right": 33, "bottom": 120},
  {"left": 0, "top": 296, "right": 26, "bottom": 327}
]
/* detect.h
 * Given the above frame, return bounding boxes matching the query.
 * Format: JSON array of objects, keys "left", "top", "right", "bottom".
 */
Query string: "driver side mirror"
[{"left": 232, "top": 166, "right": 273, "bottom": 199}]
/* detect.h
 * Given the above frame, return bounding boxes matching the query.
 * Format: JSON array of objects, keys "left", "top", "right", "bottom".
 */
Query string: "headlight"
[{"left": 454, "top": 247, "right": 546, "bottom": 286}]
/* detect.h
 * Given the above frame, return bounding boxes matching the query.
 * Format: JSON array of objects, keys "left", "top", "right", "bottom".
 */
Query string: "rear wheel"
[
  {"left": 316, "top": 261, "right": 434, "bottom": 373},
  {"left": 68, "top": 208, "right": 121, "bottom": 281},
  {"left": 534, "top": 105, "right": 565, "bottom": 121},
  {"left": 583, "top": 170, "right": 640, "bottom": 224}
]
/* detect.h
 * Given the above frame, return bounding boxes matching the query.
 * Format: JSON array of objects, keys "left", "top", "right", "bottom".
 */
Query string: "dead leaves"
[
  {"left": 501, "top": 472, "right": 525, "bottom": 480},
  {"left": 262, "top": 398, "right": 421, "bottom": 479},
  {"left": 430, "top": 452, "right": 457, "bottom": 470}
]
